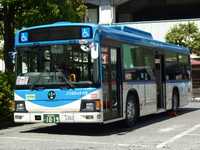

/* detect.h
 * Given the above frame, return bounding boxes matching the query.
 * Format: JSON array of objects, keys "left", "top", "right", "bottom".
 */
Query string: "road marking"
[
  {"left": 1, "top": 136, "right": 60, "bottom": 142},
  {"left": 187, "top": 134, "right": 200, "bottom": 136},
  {"left": 1, "top": 136, "right": 151, "bottom": 148},
  {"left": 156, "top": 123, "right": 200, "bottom": 148}
]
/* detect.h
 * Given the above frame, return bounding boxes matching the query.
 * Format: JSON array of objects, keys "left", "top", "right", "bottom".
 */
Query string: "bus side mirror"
[
  {"left": 91, "top": 42, "right": 98, "bottom": 59},
  {"left": 80, "top": 41, "right": 99, "bottom": 59},
  {"left": 8, "top": 52, "right": 17, "bottom": 64},
  {"left": 80, "top": 45, "right": 90, "bottom": 52}
]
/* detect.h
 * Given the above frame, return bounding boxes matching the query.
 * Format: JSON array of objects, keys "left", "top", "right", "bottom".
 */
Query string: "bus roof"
[
  {"left": 100, "top": 25, "right": 190, "bottom": 55},
  {"left": 15, "top": 22, "right": 190, "bottom": 55},
  {"left": 106, "top": 25, "right": 153, "bottom": 39},
  {"left": 17, "top": 22, "right": 98, "bottom": 32}
]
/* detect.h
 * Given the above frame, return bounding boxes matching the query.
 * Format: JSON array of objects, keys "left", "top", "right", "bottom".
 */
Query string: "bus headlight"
[
  {"left": 80, "top": 100, "right": 101, "bottom": 112},
  {"left": 15, "top": 101, "right": 27, "bottom": 112},
  {"left": 17, "top": 103, "right": 24, "bottom": 110},
  {"left": 86, "top": 103, "right": 94, "bottom": 111}
]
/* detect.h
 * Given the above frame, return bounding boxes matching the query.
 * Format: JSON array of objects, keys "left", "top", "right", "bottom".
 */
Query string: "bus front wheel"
[{"left": 124, "top": 94, "right": 138, "bottom": 127}]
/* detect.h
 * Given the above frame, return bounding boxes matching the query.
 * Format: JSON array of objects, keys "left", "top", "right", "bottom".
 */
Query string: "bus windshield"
[{"left": 15, "top": 43, "right": 100, "bottom": 89}]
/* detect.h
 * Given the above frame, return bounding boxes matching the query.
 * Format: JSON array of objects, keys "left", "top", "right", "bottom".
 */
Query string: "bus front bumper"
[{"left": 14, "top": 112, "right": 103, "bottom": 123}]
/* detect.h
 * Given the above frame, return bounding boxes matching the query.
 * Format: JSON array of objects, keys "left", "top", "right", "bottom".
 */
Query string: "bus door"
[
  {"left": 155, "top": 54, "right": 166, "bottom": 109},
  {"left": 102, "top": 47, "right": 121, "bottom": 121}
]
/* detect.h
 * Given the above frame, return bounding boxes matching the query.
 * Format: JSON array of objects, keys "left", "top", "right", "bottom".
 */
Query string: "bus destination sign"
[{"left": 19, "top": 26, "right": 92, "bottom": 43}]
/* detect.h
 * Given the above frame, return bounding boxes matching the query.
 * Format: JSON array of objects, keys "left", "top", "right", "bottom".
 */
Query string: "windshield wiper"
[
  {"left": 54, "top": 65, "right": 75, "bottom": 89},
  {"left": 30, "top": 69, "right": 47, "bottom": 90}
]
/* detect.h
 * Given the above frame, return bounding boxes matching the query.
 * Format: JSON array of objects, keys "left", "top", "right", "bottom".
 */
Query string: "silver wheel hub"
[{"left": 127, "top": 100, "right": 135, "bottom": 121}]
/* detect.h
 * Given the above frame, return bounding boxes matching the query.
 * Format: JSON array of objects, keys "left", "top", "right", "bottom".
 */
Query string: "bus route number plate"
[{"left": 43, "top": 114, "right": 60, "bottom": 123}]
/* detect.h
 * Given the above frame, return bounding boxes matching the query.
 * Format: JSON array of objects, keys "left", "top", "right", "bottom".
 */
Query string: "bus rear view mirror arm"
[{"left": 8, "top": 52, "right": 17, "bottom": 64}]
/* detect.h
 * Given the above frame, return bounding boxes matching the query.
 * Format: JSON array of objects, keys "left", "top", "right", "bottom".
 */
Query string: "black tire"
[
  {"left": 172, "top": 90, "right": 179, "bottom": 112},
  {"left": 123, "top": 94, "right": 139, "bottom": 127}
]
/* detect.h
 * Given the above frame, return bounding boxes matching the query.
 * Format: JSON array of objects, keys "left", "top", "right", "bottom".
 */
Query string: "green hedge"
[{"left": 0, "top": 72, "right": 15, "bottom": 122}]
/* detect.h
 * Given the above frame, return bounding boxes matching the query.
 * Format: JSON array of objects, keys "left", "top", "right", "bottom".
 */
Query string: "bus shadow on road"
[{"left": 20, "top": 106, "right": 199, "bottom": 136}]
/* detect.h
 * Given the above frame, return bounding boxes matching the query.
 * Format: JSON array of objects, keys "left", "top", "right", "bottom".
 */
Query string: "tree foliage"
[
  {"left": 0, "top": 0, "right": 87, "bottom": 72},
  {"left": 0, "top": 43, "right": 3, "bottom": 59},
  {"left": 15, "top": 0, "right": 87, "bottom": 28},
  {"left": 0, "top": 72, "right": 15, "bottom": 122},
  {"left": 165, "top": 22, "right": 200, "bottom": 56},
  {"left": 0, "top": 0, "right": 87, "bottom": 122}
]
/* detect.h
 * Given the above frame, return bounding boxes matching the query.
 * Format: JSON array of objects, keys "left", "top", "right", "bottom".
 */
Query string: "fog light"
[
  {"left": 86, "top": 115, "right": 94, "bottom": 119},
  {"left": 15, "top": 115, "right": 23, "bottom": 119},
  {"left": 97, "top": 115, "right": 101, "bottom": 119}
]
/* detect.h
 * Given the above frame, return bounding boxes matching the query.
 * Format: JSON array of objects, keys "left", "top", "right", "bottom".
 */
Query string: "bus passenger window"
[{"left": 122, "top": 44, "right": 155, "bottom": 81}]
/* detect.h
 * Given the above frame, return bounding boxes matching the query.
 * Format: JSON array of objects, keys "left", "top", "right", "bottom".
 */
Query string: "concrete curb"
[{"left": 192, "top": 97, "right": 200, "bottom": 102}]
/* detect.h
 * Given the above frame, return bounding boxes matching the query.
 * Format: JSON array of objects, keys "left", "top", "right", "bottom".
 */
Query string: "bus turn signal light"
[
  {"left": 95, "top": 101, "right": 101, "bottom": 110},
  {"left": 12, "top": 102, "right": 15, "bottom": 111}
]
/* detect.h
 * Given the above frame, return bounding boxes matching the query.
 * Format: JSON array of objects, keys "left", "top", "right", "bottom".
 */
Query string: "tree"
[
  {"left": 0, "top": 37, "right": 3, "bottom": 60},
  {"left": 165, "top": 22, "right": 200, "bottom": 57},
  {"left": 0, "top": 0, "right": 87, "bottom": 72}
]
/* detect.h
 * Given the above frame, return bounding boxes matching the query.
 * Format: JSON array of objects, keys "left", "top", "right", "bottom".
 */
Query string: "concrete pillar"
[
  {"left": 99, "top": 5, "right": 116, "bottom": 24},
  {"left": 83, "top": 0, "right": 129, "bottom": 24}
]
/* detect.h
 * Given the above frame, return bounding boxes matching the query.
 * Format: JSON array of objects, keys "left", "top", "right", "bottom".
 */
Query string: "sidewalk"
[{"left": 192, "top": 89, "right": 200, "bottom": 102}]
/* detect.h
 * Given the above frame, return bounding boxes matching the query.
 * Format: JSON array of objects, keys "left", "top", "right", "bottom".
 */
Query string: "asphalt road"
[{"left": 0, "top": 102, "right": 200, "bottom": 150}]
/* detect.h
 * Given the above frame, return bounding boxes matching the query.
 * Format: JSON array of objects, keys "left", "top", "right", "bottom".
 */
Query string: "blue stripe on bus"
[
  {"left": 29, "top": 100, "right": 77, "bottom": 107},
  {"left": 166, "top": 80, "right": 190, "bottom": 83},
  {"left": 15, "top": 88, "right": 99, "bottom": 107},
  {"left": 126, "top": 80, "right": 190, "bottom": 85},
  {"left": 126, "top": 81, "right": 156, "bottom": 85}
]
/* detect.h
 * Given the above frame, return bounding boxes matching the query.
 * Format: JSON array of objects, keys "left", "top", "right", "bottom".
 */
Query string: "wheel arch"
[
  {"left": 127, "top": 88, "right": 140, "bottom": 117},
  {"left": 172, "top": 86, "right": 180, "bottom": 107}
]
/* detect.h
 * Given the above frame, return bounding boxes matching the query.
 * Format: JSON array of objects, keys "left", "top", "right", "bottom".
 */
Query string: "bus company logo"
[
  {"left": 48, "top": 91, "right": 56, "bottom": 100},
  {"left": 66, "top": 91, "right": 88, "bottom": 96}
]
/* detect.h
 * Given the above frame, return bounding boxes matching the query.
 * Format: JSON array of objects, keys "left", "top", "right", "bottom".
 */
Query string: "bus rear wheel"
[
  {"left": 124, "top": 94, "right": 138, "bottom": 127},
  {"left": 172, "top": 90, "right": 179, "bottom": 112}
]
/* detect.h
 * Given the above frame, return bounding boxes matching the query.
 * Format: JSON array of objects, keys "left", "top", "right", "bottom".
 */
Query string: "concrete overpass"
[{"left": 83, "top": 0, "right": 200, "bottom": 24}]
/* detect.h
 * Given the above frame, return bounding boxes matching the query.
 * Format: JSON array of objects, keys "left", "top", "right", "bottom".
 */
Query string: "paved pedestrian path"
[{"left": 192, "top": 89, "right": 200, "bottom": 102}]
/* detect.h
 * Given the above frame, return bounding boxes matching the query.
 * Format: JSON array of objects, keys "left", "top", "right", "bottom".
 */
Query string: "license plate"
[{"left": 43, "top": 114, "right": 60, "bottom": 123}]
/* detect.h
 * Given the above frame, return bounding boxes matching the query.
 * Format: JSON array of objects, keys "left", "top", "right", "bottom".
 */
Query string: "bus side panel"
[
  {"left": 166, "top": 81, "right": 192, "bottom": 110},
  {"left": 165, "top": 82, "right": 173, "bottom": 110},
  {"left": 144, "top": 82, "right": 157, "bottom": 115},
  {"left": 123, "top": 82, "right": 158, "bottom": 117},
  {"left": 123, "top": 82, "right": 146, "bottom": 117},
  {"left": 178, "top": 81, "right": 192, "bottom": 106}
]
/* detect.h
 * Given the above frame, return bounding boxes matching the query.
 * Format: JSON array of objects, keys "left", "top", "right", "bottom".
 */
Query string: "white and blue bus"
[{"left": 12, "top": 22, "right": 192, "bottom": 127}]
